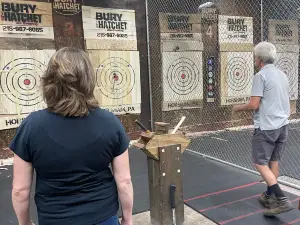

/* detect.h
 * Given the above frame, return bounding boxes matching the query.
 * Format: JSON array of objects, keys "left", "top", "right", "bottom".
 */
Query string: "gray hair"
[{"left": 254, "top": 41, "right": 277, "bottom": 64}]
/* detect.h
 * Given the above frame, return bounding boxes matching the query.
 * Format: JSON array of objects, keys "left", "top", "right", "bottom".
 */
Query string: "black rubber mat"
[{"left": 185, "top": 170, "right": 300, "bottom": 225}]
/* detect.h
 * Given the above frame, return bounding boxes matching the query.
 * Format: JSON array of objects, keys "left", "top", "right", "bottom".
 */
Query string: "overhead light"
[{"left": 198, "top": 2, "right": 215, "bottom": 11}]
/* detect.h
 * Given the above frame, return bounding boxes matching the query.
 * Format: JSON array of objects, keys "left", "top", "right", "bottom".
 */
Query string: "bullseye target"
[
  {"left": 162, "top": 51, "right": 203, "bottom": 111},
  {"left": 275, "top": 57, "right": 296, "bottom": 86},
  {"left": 96, "top": 57, "right": 135, "bottom": 99},
  {"left": 275, "top": 52, "right": 299, "bottom": 100},
  {"left": 166, "top": 57, "right": 200, "bottom": 95},
  {"left": 0, "top": 58, "right": 45, "bottom": 106},
  {"left": 226, "top": 57, "right": 252, "bottom": 92}
]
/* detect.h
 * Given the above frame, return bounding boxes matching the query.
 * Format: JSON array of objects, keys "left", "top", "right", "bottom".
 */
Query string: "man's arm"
[
  {"left": 112, "top": 149, "right": 133, "bottom": 225},
  {"left": 12, "top": 154, "right": 34, "bottom": 225},
  {"left": 233, "top": 72, "right": 264, "bottom": 112},
  {"left": 233, "top": 96, "right": 261, "bottom": 112}
]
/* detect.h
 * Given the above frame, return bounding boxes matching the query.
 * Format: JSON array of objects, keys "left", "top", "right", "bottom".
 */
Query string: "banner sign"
[
  {"left": 269, "top": 20, "right": 299, "bottom": 45},
  {"left": 52, "top": 0, "right": 82, "bottom": 16},
  {"left": 219, "top": 15, "right": 253, "bottom": 44},
  {"left": 82, "top": 6, "right": 137, "bottom": 41},
  {"left": 0, "top": 0, "right": 54, "bottom": 39},
  {"left": 159, "top": 13, "right": 202, "bottom": 41}
]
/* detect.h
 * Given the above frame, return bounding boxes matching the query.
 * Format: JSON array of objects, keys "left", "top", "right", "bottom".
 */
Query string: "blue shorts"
[{"left": 97, "top": 216, "right": 120, "bottom": 225}]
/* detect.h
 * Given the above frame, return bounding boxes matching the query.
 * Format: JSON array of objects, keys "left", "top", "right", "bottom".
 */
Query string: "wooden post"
[{"left": 147, "top": 122, "right": 184, "bottom": 225}]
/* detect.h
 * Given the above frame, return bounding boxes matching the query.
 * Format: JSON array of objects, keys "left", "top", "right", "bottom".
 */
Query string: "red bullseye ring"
[
  {"left": 23, "top": 78, "right": 31, "bottom": 85},
  {"left": 181, "top": 74, "right": 186, "bottom": 79},
  {"left": 113, "top": 73, "right": 119, "bottom": 81}
]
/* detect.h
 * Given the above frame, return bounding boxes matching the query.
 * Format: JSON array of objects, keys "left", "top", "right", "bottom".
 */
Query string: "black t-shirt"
[{"left": 9, "top": 108, "right": 129, "bottom": 225}]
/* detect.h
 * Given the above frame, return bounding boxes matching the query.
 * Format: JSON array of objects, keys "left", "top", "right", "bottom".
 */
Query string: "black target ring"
[
  {"left": 226, "top": 57, "right": 252, "bottom": 92},
  {"left": 96, "top": 57, "right": 135, "bottom": 99},
  {"left": 275, "top": 57, "right": 296, "bottom": 87},
  {"left": 167, "top": 57, "right": 200, "bottom": 95},
  {"left": 0, "top": 58, "right": 46, "bottom": 106}
]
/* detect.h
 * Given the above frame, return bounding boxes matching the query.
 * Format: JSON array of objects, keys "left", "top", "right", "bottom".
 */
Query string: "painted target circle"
[
  {"left": 167, "top": 57, "right": 200, "bottom": 95},
  {"left": 275, "top": 57, "right": 295, "bottom": 86},
  {"left": 226, "top": 57, "right": 252, "bottom": 92},
  {"left": 96, "top": 57, "right": 135, "bottom": 99},
  {"left": 0, "top": 58, "right": 46, "bottom": 106}
]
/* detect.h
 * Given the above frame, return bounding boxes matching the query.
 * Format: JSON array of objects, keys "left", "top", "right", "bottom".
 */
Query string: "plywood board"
[
  {"left": 0, "top": 50, "right": 55, "bottom": 130},
  {"left": 0, "top": 0, "right": 54, "bottom": 39},
  {"left": 220, "top": 51, "right": 254, "bottom": 105},
  {"left": 82, "top": 6, "right": 137, "bottom": 50},
  {"left": 274, "top": 51, "right": 299, "bottom": 100},
  {"left": 159, "top": 13, "right": 201, "bottom": 33},
  {"left": 269, "top": 20, "right": 299, "bottom": 45},
  {"left": 220, "top": 43, "right": 253, "bottom": 52},
  {"left": 88, "top": 50, "right": 141, "bottom": 115},
  {"left": 85, "top": 39, "right": 137, "bottom": 51},
  {"left": 219, "top": 15, "right": 253, "bottom": 44},
  {"left": 162, "top": 40, "right": 204, "bottom": 52},
  {"left": 276, "top": 44, "right": 300, "bottom": 54},
  {"left": 160, "top": 33, "right": 202, "bottom": 41},
  {"left": 162, "top": 51, "right": 203, "bottom": 111}
]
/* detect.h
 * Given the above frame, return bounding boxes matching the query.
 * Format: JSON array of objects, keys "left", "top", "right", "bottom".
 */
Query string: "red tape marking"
[
  {"left": 219, "top": 198, "right": 300, "bottom": 225},
  {"left": 184, "top": 181, "right": 259, "bottom": 202},
  {"left": 199, "top": 194, "right": 261, "bottom": 212}
]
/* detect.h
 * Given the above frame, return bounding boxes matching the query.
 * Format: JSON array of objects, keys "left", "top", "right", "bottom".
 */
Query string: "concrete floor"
[{"left": 130, "top": 205, "right": 216, "bottom": 225}]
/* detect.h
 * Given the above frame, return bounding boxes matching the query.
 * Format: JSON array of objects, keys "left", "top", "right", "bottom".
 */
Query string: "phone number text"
[
  {"left": 97, "top": 33, "right": 128, "bottom": 38},
  {"left": 2, "top": 26, "right": 44, "bottom": 33}
]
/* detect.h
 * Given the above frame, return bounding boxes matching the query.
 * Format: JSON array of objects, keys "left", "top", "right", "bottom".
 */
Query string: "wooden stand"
[{"left": 133, "top": 122, "right": 190, "bottom": 225}]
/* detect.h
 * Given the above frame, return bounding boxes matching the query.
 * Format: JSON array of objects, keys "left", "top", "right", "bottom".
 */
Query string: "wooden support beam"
[{"left": 147, "top": 122, "right": 185, "bottom": 225}]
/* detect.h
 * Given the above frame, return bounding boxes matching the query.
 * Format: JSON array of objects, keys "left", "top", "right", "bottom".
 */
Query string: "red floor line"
[
  {"left": 283, "top": 217, "right": 300, "bottom": 225},
  {"left": 184, "top": 181, "right": 259, "bottom": 202},
  {"left": 199, "top": 194, "right": 261, "bottom": 212},
  {"left": 219, "top": 198, "right": 300, "bottom": 225}
]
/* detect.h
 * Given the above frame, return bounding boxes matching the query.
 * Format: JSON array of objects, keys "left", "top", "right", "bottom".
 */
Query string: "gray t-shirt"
[{"left": 251, "top": 64, "right": 290, "bottom": 130}]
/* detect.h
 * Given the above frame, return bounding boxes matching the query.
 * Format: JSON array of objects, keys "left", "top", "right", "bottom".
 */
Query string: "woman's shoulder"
[{"left": 93, "top": 108, "right": 122, "bottom": 124}]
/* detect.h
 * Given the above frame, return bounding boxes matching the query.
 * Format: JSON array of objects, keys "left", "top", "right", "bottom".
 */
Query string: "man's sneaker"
[
  {"left": 264, "top": 200, "right": 294, "bottom": 216},
  {"left": 259, "top": 192, "right": 277, "bottom": 208}
]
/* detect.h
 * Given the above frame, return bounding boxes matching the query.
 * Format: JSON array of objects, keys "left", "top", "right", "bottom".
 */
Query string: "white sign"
[
  {"left": 269, "top": 20, "right": 299, "bottom": 45},
  {"left": 0, "top": 115, "right": 27, "bottom": 130},
  {"left": 219, "top": 15, "right": 253, "bottom": 44},
  {"left": 102, "top": 104, "right": 141, "bottom": 115},
  {"left": 0, "top": 0, "right": 54, "bottom": 39},
  {"left": 82, "top": 6, "right": 137, "bottom": 41}
]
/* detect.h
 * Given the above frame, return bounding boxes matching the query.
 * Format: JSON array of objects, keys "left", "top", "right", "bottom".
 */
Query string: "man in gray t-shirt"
[{"left": 233, "top": 42, "right": 293, "bottom": 216}]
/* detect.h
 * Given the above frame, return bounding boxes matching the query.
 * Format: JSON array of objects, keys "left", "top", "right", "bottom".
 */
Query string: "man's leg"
[
  {"left": 261, "top": 126, "right": 293, "bottom": 216},
  {"left": 265, "top": 161, "right": 279, "bottom": 195},
  {"left": 252, "top": 127, "right": 293, "bottom": 215}
]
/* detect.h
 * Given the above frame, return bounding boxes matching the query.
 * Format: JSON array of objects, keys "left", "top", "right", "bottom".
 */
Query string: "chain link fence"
[{"left": 147, "top": 0, "right": 300, "bottom": 189}]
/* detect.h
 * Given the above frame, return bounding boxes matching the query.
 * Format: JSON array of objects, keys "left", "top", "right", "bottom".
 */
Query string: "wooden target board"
[
  {"left": 220, "top": 51, "right": 254, "bottom": 105},
  {"left": 162, "top": 52, "right": 203, "bottom": 111},
  {"left": 0, "top": 0, "right": 54, "bottom": 39},
  {"left": 0, "top": 50, "right": 55, "bottom": 130},
  {"left": 88, "top": 50, "right": 141, "bottom": 115},
  {"left": 274, "top": 45, "right": 299, "bottom": 100}
]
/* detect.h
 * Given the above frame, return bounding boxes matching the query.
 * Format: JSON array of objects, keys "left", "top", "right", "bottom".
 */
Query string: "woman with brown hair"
[{"left": 9, "top": 47, "right": 133, "bottom": 225}]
